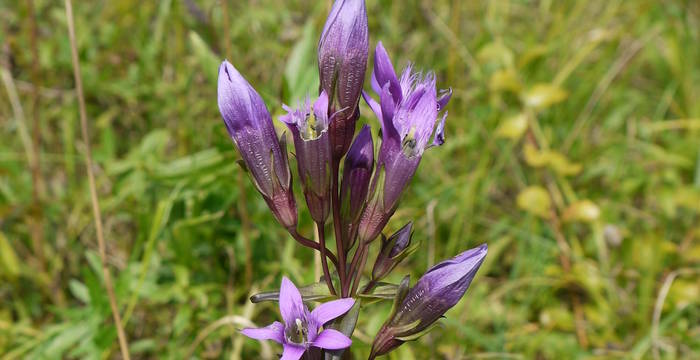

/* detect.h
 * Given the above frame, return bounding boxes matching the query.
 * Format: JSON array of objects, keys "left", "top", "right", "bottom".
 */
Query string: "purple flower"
[
  {"left": 280, "top": 92, "right": 333, "bottom": 223},
  {"left": 358, "top": 42, "right": 451, "bottom": 242},
  {"left": 242, "top": 277, "right": 355, "bottom": 359},
  {"left": 318, "top": 0, "right": 369, "bottom": 158},
  {"left": 370, "top": 244, "right": 487, "bottom": 357},
  {"left": 339, "top": 125, "right": 374, "bottom": 246},
  {"left": 371, "top": 222, "right": 415, "bottom": 281},
  {"left": 218, "top": 60, "right": 297, "bottom": 229}
]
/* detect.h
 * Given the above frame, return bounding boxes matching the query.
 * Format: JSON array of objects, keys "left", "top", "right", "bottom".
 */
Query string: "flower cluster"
[{"left": 217, "top": 1, "right": 487, "bottom": 359}]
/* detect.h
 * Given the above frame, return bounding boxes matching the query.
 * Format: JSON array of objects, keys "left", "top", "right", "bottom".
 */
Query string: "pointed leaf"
[
  {"left": 324, "top": 300, "right": 361, "bottom": 360},
  {"left": 250, "top": 282, "right": 333, "bottom": 303}
]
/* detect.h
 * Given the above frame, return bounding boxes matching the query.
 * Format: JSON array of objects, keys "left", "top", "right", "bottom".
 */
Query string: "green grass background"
[{"left": 1, "top": 0, "right": 699, "bottom": 359}]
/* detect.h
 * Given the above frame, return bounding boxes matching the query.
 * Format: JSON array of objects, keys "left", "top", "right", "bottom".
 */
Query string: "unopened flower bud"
[
  {"left": 339, "top": 125, "right": 374, "bottom": 245},
  {"left": 318, "top": 0, "right": 369, "bottom": 158},
  {"left": 371, "top": 222, "right": 415, "bottom": 281},
  {"left": 218, "top": 60, "right": 297, "bottom": 229},
  {"left": 370, "top": 244, "right": 487, "bottom": 357}
]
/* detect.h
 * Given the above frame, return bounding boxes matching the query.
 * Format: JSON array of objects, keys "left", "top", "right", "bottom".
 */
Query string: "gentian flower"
[
  {"left": 339, "top": 125, "right": 374, "bottom": 246},
  {"left": 369, "top": 244, "right": 487, "bottom": 358},
  {"left": 371, "top": 222, "right": 415, "bottom": 282},
  {"left": 318, "top": 0, "right": 369, "bottom": 158},
  {"left": 242, "top": 277, "right": 355, "bottom": 359},
  {"left": 280, "top": 91, "right": 333, "bottom": 223},
  {"left": 358, "top": 42, "right": 452, "bottom": 242},
  {"left": 218, "top": 60, "right": 297, "bottom": 229}
]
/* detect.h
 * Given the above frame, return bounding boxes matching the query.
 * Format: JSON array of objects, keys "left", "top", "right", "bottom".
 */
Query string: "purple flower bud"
[
  {"left": 280, "top": 91, "right": 333, "bottom": 223},
  {"left": 318, "top": 0, "right": 369, "bottom": 158},
  {"left": 369, "top": 244, "right": 487, "bottom": 357},
  {"left": 371, "top": 222, "right": 414, "bottom": 281},
  {"left": 339, "top": 125, "right": 374, "bottom": 245},
  {"left": 218, "top": 60, "right": 297, "bottom": 229},
  {"left": 357, "top": 43, "right": 451, "bottom": 242}
]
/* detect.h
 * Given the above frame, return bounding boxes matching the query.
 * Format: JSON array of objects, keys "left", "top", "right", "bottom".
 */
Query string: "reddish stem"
[
  {"left": 289, "top": 228, "right": 339, "bottom": 269},
  {"left": 331, "top": 159, "right": 349, "bottom": 296},
  {"left": 316, "top": 222, "right": 336, "bottom": 295}
]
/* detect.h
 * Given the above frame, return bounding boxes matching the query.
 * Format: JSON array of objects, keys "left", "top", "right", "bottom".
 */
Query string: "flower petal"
[
  {"left": 312, "top": 329, "right": 352, "bottom": 350},
  {"left": 313, "top": 90, "right": 330, "bottom": 126},
  {"left": 240, "top": 321, "right": 284, "bottom": 344},
  {"left": 372, "top": 42, "right": 401, "bottom": 104},
  {"left": 379, "top": 84, "right": 400, "bottom": 145},
  {"left": 281, "top": 343, "right": 306, "bottom": 360},
  {"left": 362, "top": 90, "right": 382, "bottom": 121},
  {"left": 279, "top": 277, "right": 305, "bottom": 326},
  {"left": 310, "top": 298, "right": 355, "bottom": 325}
]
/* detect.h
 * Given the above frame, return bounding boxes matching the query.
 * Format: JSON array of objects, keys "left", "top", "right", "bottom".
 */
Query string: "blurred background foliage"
[{"left": 1, "top": 0, "right": 699, "bottom": 359}]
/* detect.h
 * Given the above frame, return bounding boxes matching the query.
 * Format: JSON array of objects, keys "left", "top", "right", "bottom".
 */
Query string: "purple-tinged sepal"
[
  {"left": 217, "top": 60, "right": 297, "bottom": 229},
  {"left": 318, "top": 0, "right": 369, "bottom": 158},
  {"left": 371, "top": 222, "right": 418, "bottom": 281},
  {"left": 281, "top": 92, "right": 333, "bottom": 224},
  {"left": 369, "top": 244, "right": 488, "bottom": 358},
  {"left": 436, "top": 87, "right": 452, "bottom": 112},
  {"left": 339, "top": 125, "right": 374, "bottom": 247},
  {"left": 358, "top": 43, "right": 451, "bottom": 242}
]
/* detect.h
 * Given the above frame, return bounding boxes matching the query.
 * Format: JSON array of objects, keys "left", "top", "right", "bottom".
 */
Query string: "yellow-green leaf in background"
[
  {"left": 524, "top": 143, "right": 582, "bottom": 176},
  {"left": 0, "top": 233, "right": 20, "bottom": 279},
  {"left": 669, "top": 279, "right": 699, "bottom": 309},
  {"left": 523, "top": 143, "right": 548, "bottom": 167},
  {"left": 517, "top": 186, "right": 551, "bottom": 217},
  {"left": 672, "top": 188, "right": 700, "bottom": 212},
  {"left": 518, "top": 45, "right": 549, "bottom": 68},
  {"left": 563, "top": 200, "right": 601, "bottom": 223},
  {"left": 539, "top": 306, "right": 574, "bottom": 331},
  {"left": 684, "top": 242, "right": 700, "bottom": 263},
  {"left": 477, "top": 41, "right": 515, "bottom": 68},
  {"left": 489, "top": 68, "right": 522, "bottom": 93},
  {"left": 523, "top": 83, "right": 568, "bottom": 109},
  {"left": 495, "top": 113, "right": 528, "bottom": 140}
]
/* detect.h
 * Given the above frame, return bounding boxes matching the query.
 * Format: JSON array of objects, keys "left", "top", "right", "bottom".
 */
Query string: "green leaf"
[
  {"left": 189, "top": 31, "right": 219, "bottom": 85},
  {"left": 358, "top": 282, "right": 398, "bottom": 302},
  {"left": 250, "top": 282, "right": 333, "bottom": 303},
  {"left": 0, "top": 232, "right": 20, "bottom": 278},
  {"left": 283, "top": 20, "right": 319, "bottom": 102},
  {"left": 324, "top": 300, "right": 361, "bottom": 360},
  {"left": 69, "top": 279, "right": 91, "bottom": 304}
]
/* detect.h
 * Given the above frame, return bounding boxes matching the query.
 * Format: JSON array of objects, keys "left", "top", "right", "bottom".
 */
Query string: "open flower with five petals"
[{"left": 241, "top": 277, "right": 355, "bottom": 359}]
